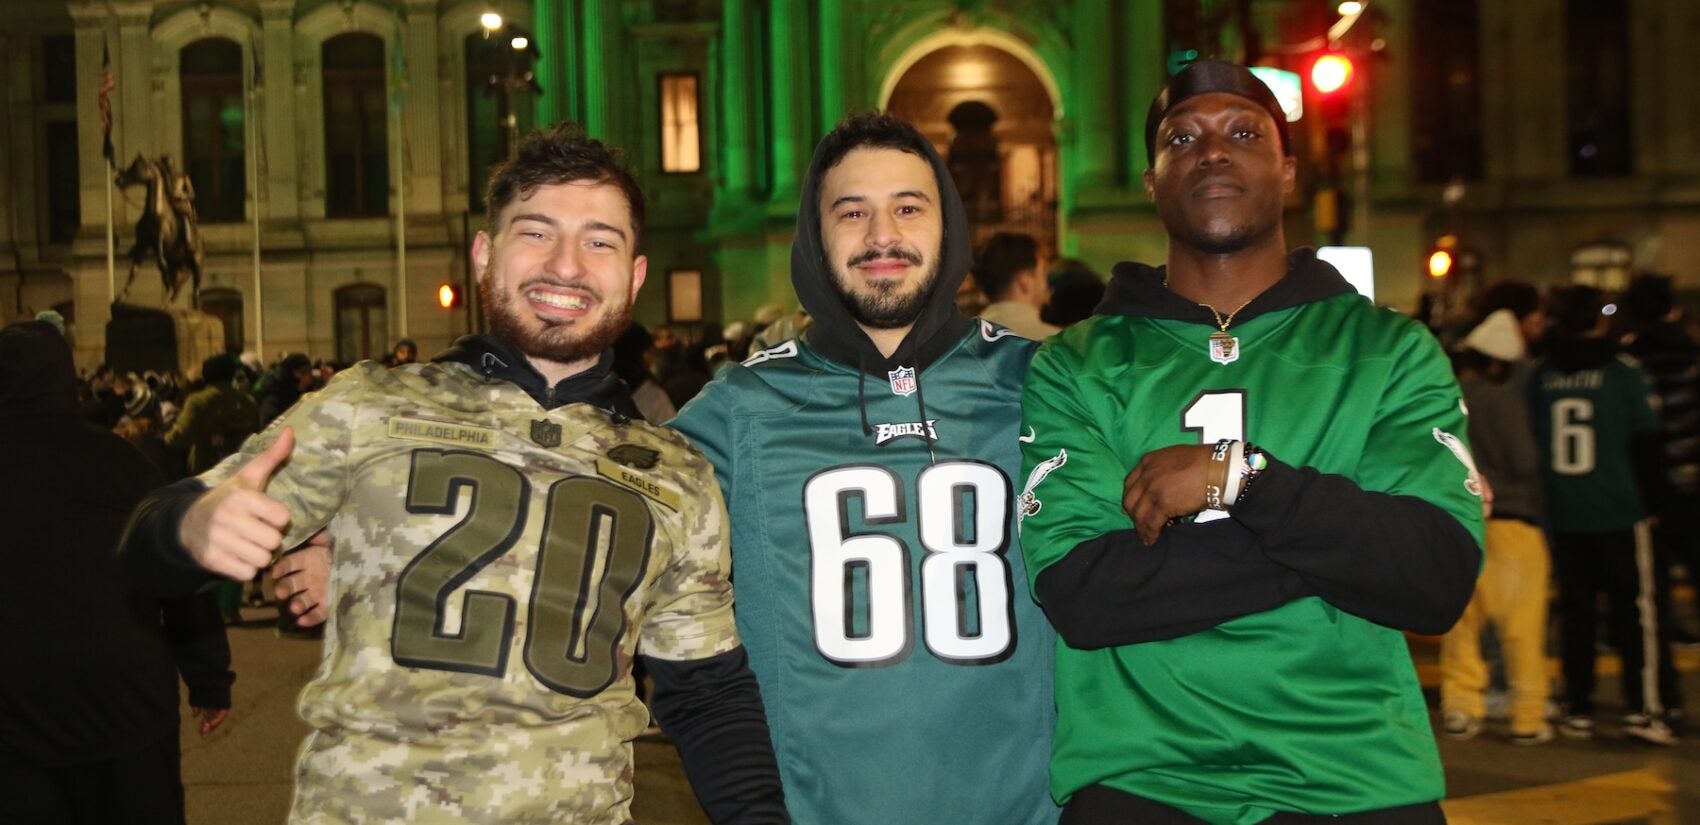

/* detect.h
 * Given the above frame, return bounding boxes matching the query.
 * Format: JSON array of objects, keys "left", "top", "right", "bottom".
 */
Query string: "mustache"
[{"left": 846, "top": 248, "right": 923, "bottom": 268}]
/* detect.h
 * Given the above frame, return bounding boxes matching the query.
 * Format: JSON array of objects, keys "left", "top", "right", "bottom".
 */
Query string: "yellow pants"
[{"left": 1440, "top": 518, "right": 1552, "bottom": 733}]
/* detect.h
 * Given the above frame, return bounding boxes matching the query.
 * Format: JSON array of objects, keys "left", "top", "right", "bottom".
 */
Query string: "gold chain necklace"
[{"left": 1165, "top": 274, "right": 1251, "bottom": 365}]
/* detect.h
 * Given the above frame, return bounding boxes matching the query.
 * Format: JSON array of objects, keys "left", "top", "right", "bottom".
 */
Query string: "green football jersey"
[
  {"left": 1019, "top": 278, "right": 1483, "bottom": 824},
  {"left": 671, "top": 322, "right": 1059, "bottom": 825},
  {"left": 1529, "top": 350, "right": 1660, "bottom": 532}
]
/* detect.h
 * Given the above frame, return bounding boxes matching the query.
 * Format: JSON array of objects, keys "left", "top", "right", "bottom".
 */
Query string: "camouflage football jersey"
[{"left": 198, "top": 361, "right": 740, "bottom": 825}]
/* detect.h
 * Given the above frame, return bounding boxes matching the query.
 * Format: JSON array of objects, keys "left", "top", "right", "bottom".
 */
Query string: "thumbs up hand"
[{"left": 179, "top": 427, "right": 297, "bottom": 581}]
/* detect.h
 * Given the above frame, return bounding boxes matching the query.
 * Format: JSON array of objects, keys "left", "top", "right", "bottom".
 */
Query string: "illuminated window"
[
  {"left": 668, "top": 269, "right": 703, "bottom": 323},
  {"left": 660, "top": 73, "right": 701, "bottom": 173}
]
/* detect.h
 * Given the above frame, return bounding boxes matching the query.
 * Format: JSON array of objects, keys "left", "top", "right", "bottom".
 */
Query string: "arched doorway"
[{"left": 884, "top": 44, "right": 1058, "bottom": 257}]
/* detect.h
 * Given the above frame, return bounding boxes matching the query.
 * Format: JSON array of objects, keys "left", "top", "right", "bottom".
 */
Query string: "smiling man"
[
  {"left": 120, "top": 126, "right": 786, "bottom": 825},
  {"left": 668, "top": 112, "right": 1059, "bottom": 824},
  {"left": 1016, "top": 61, "right": 1484, "bottom": 824}
]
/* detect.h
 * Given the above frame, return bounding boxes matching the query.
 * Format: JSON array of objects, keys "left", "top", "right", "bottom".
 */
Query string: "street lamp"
[{"left": 475, "top": 16, "right": 541, "bottom": 161}]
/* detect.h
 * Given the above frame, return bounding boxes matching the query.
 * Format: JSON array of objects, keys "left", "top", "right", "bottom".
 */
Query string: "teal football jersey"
[
  {"left": 671, "top": 322, "right": 1059, "bottom": 825},
  {"left": 1019, "top": 291, "right": 1483, "bottom": 824},
  {"left": 1529, "top": 352, "right": 1659, "bottom": 532}
]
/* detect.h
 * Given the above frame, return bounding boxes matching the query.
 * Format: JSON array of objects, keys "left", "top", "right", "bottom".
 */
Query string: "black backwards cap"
[{"left": 1145, "top": 59, "right": 1292, "bottom": 166}]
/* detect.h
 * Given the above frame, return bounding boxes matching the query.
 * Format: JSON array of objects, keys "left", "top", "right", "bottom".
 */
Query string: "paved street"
[{"left": 184, "top": 609, "right": 1700, "bottom": 825}]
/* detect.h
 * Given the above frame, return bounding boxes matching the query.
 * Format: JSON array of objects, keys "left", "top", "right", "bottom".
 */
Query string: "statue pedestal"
[{"left": 105, "top": 302, "right": 225, "bottom": 377}]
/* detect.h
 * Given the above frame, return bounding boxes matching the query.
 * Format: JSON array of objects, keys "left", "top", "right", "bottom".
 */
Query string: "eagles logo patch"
[{"left": 608, "top": 443, "right": 661, "bottom": 469}]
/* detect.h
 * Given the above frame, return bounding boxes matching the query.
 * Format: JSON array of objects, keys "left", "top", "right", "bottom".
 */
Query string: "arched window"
[
  {"left": 335, "top": 282, "right": 388, "bottom": 363},
  {"left": 322, "top": 33, "right": 389, "bottom": 217},
  {"left": 200, "top": 286, "right": 244, "bottom": 353},
  {"left": 180, "top": 37, "right": 246, "bottom": 222}
]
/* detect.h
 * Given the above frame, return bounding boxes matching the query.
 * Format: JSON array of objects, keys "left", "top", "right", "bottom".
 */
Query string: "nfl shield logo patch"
[
  {"left": 887, "top": 366, "right": 917, "bottom": 397},
  {"left": 530, "top": 419, "right": 563, "bottom": 448},
  {"left": 1208, "top": 333, "right": 1240, "bottom": 365}
]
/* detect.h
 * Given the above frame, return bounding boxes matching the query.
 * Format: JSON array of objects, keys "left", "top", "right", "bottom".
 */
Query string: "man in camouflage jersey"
[{"left": 122, "top": 127, "right": 787, "bottom": 824}]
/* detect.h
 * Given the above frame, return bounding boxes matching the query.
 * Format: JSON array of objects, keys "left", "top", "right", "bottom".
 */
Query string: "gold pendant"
[{"left": 1208, "top": 331, "right": 1240, "bottom": 365}]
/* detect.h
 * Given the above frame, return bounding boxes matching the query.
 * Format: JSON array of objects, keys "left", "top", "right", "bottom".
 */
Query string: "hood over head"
[
  {"left": 0, "top": 320, "right": 80, "bottom": 418},
  {"left": 791, "top": 112, "right": 974, "bottom": 376}
]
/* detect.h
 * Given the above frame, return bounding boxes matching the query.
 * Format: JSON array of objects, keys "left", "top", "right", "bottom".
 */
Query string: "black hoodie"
[
  {"left": 1031, "top": 253, "right": 1484, "bottom": 647},
  {"left": 790, "top": 133, "right": 977, "bottom": 382},
  {"left": 0, "top": 321, "right": 184, "bottom": 765}
]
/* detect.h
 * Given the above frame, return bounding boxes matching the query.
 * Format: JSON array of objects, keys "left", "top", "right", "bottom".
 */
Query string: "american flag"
[{"left": 97, "top": 42, "right": 115, "bottom": 159}]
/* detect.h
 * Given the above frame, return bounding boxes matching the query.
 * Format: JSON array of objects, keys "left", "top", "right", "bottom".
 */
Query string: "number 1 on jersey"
[{"left": 1182, "top": 390, "right": 1246, "bottom": 523}]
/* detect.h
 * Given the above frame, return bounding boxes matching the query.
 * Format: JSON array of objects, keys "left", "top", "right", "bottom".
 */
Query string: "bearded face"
[
  {"left": 471, "top": 181, "right": 648, "bottom": 374},
  {"left": 818, "top": 147, "right": 946, "bottom": 331}
]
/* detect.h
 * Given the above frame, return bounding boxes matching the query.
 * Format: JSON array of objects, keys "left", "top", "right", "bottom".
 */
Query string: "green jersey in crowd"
[
  {"left": 1018, "top": 252, "right": 1484, "bottom": 824},
  {"left": 1528, "top": 342, "right": 1660, "bottom": 533}
]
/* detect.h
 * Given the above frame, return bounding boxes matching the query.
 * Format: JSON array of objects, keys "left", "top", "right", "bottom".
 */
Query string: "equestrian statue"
[{"left": 115, "top": 153, "right": 204, "bottom": 308}]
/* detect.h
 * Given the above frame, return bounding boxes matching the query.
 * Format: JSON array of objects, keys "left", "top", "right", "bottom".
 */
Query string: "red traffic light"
[
  {"left": 1310, "top": 53, "right": 1355, "bottom": 95},
  {"left": 437, "top": 283, "right": 461, "bottom": 309}
]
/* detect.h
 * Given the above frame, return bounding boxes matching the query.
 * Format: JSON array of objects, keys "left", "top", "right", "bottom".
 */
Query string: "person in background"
[
  {"left": 1531, "top": 284, "right": 1679, "bottom": 745},
  {"left": 1439, "top": 309, "right": 1554, "bottom": 745},
  {"left": 258, "top": 353, "right": 315, "bottom": 427},
  {"left": 385, "top": 338, "right": 418, "bottom": 368},
  {"left": 1, "top": 320, "right": 209, "bottom": 825},
  {"left": 614, "top": 323, "right": 678, "bottom": 423},
  {"left": 1041, "top": 259, "right": 1106, "bottom": 329},
  {"left": 972, "top": 231, "right": 1061, "bottom": 340},
  {"left": 1618, "top": 272, "right": 1700, "bottom": 662}
]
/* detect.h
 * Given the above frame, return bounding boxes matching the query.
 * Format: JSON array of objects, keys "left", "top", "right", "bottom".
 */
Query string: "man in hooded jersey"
[
  {"left": 669, "top": 112, "right": 1059, "bottom": 824},
  {"left": 1017, "top": 60, "right": 1484, "bottom": 824}
]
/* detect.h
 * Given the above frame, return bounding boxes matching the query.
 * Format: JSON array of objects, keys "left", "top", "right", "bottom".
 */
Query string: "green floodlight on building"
[{"left": 1248, "top": 66, "right": 1304, "bottom": 123}]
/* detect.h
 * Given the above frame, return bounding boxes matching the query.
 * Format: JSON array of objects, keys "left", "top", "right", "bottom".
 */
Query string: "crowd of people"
[
  {"left": 1436, "top": 274, "right": 1697, "bottom": 747},
  {"left": 0, "top": 56, "right": 1691, "bottom": 825}
]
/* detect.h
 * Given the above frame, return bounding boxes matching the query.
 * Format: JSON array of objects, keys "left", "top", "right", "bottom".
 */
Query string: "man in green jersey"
[
  {"left": 1529, "top": 285, "right": 1679, "bottom": 746},
  {"left": 1017, "top": 59, "right": 1484, "bottom": 824},
  {"left": 669, "top": 112, "right": 1060, "bottom": 824}
]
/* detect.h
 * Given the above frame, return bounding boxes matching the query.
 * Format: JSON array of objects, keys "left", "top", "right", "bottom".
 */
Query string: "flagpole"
[
  {"left": 246, "top": 44, "right": 264, "bottom": 358},
  {"left": 391, "top": 27, "right": 408, "bottom": 343},
  {"left": 106, "top": 165, "right": 115, "bottom": 304}
]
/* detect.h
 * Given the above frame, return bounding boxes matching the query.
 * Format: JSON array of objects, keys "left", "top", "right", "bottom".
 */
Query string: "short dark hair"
[
  {"left": 484, "top": 123, "right": 646, "bottom": 247},
  {"left": 1477, "top": 280, "right": 1541, "bottom": 321},
  {"left": 809, "top": 111, "right": 935, "bottom": 199},
  {"left": 1548, "top": 285, "right": 1605, "bottom": 336},
  {"left": 200, "top": 353, "right": 238, "bottom": 385},
  {"left": 972, "top": 232, "right": 1040, "bottom": 301}
]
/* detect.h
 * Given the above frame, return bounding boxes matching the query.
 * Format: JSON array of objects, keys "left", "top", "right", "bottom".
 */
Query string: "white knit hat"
[{"left": 1461, "top": 309, "right": 1526, "bottom": 362}]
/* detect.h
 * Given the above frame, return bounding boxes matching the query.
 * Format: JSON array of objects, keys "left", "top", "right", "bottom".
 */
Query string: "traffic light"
[
  {"left": 1427, "top": 235, "right": 1459, "bottom": 279},
  {"left": 437, "top": 282, "right": 461, "bottom": 309},
  {"left": 1427, "top": 249, "right": 1454, "bottom": 279},
  {"left": 1310, "top": 53, "right": 1355, "bottom": 97}
]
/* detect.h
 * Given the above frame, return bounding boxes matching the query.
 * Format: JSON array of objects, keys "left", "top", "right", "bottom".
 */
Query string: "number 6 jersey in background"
[
  {"left": 195, "top": 358, "right": 741, "bottom": 825},
  {"left": 671, "top": 322, "right": 1058, "bottom": 825}
]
